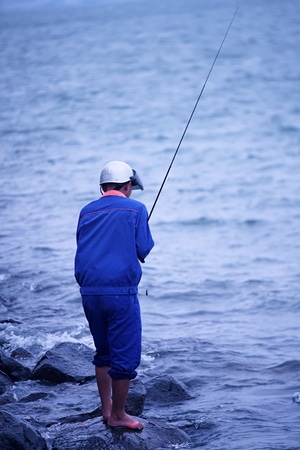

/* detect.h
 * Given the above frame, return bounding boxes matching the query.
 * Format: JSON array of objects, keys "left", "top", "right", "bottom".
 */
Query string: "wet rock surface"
[
  {"left": 0, "top": 349, "right": 32, "bottom": 381},
  {"left": 32, "top": 342, "right": 95, "bottom": 383},
  {"left": 0, "top": 342, "right": 194, "bottom": 449},
  {"left": 0, "top": 410, "right": 47, "bottom": 450},
  {"left": 51, "top": 418, "right": 191, "bottom": 450},
  {"left": 145, "top": 374, "right": 193, "bottom": 403}
]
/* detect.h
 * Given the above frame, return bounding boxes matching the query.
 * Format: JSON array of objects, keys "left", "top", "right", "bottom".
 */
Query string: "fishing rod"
[{"left": 148, "top": 7, "right": 238, "bottom": 221}]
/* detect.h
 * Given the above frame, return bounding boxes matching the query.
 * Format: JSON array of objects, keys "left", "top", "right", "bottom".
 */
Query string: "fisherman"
[{"left": 74, "top": 160, "right": 154, "bottom": 430}]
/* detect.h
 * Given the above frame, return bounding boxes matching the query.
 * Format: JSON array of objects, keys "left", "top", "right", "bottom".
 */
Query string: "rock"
[
  {"left": 50, "top": 416, "right": 192, "bottom": 450},
  {"left": 145, "top": 374, "right": 192, "bottom": 403},
  {"left": 125, "top": 378, "right": 146, "bottom": 416},
  {"left": 292, "top": 392, "right": 300, "bottom": 403},
  {"left": 0, "top": 370, "right": 12, "bottom": 395},
  {"left": 0, "top": 410, "right": 47, "bottom": 450},
  {"left": 0, "top": 341, "right": 196, "bottom": 448},
  {"left": 32, "top": 342, "right": 95, "bottom": 383},
  {"left": 0, "top": 376, "right": 145, "bottom": 430},
  {"left": 11, "top": 347, "right": 33, "bottom": 359},
  {"left": 0, "top": 349, "right": 32, "bottom": 381},
  {"left": 19, "top": 392, "right": 51, "bottom": 403}
]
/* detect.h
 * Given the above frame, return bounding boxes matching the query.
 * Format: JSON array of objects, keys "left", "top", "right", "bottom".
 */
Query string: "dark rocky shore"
[{"left": 0, "top": 341, "right": 198, "bottom": 450}]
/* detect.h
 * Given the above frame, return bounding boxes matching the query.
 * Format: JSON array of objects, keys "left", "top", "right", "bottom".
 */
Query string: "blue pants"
[{"left": 82, "top": 294, "right": 142, "bottom": 380}]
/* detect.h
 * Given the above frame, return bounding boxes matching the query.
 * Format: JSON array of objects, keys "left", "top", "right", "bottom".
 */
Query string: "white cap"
[{"left": 99, "top": 161, "right": 144, "bottom": 190}]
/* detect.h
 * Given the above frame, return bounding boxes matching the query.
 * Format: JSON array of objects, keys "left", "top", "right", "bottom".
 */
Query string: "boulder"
[
  {"left": 0, "top": 410, "right": 47, "bottom": 450},
  {"left": 145, "top": 374, "right": 192, "bottom": 403},
  {"left": 0, "top": 370, "right": 12, "bottom": 395},
  {"left": 0, "top": 349, "right": 32, "bottom": 381},
  {"left": 292, "top": 392, "right": 300, "bottom": 403},
  {"left": 32, "top": 342, "right": 95, "bottom": 383},
  {"left": 51, "top": 416, "right": 192, "bottom": 450},
  {"left": 11, "top": 347, "right": 33, "bottom": 359},
  {"left": 125, "top": 378, "right": 146, "bottom": 416},
  {"left": 0, "top": 341, "right": 196, "bottom": 449}
]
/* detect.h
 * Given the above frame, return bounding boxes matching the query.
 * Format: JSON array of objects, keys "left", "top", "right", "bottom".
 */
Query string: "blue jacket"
[{"left": 74, "top": 193, "right": 154, "bottom": 295}]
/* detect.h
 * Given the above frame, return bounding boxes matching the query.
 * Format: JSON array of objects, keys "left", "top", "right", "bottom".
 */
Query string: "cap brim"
[{"left": 131, "top": 169, "right": 144, "bottom": 190}]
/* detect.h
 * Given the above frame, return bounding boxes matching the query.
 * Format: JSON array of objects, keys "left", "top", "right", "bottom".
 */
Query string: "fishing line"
[{"left": 148, "top": 7, "right": 238, "bottom": 221}]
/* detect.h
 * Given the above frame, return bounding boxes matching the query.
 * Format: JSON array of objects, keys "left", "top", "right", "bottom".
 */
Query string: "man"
[{"left": 75, "top": 160, "right": 154, "bottom": 430}]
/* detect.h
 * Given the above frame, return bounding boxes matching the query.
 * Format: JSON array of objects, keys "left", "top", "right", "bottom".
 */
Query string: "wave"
[{"left": 265, "top": 360, "right": 300, "bottom": 373}]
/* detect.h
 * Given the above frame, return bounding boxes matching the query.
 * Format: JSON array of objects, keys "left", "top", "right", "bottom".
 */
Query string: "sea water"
[{"left": 0, "top": 0, "right": 300, "bottom": 448}]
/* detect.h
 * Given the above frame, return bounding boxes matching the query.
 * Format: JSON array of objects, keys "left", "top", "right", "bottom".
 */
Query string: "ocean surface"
[{"left": 1, "top": 0, "right": 300, "bottom": 448}]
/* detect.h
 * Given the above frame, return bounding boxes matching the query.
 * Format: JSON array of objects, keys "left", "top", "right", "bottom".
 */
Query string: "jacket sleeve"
[{"left": 135, "top": 204, "right": 154, "bottom": 262}]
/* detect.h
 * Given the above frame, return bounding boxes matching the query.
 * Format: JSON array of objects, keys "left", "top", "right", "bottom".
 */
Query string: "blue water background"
[{"left": 1, "top": 0, "right": 300, "bottom": 448}]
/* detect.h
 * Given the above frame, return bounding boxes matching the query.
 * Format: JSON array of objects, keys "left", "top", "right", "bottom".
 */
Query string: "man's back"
[{"left": 75, "top": 193, "right": 154, "bottom": 294}]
